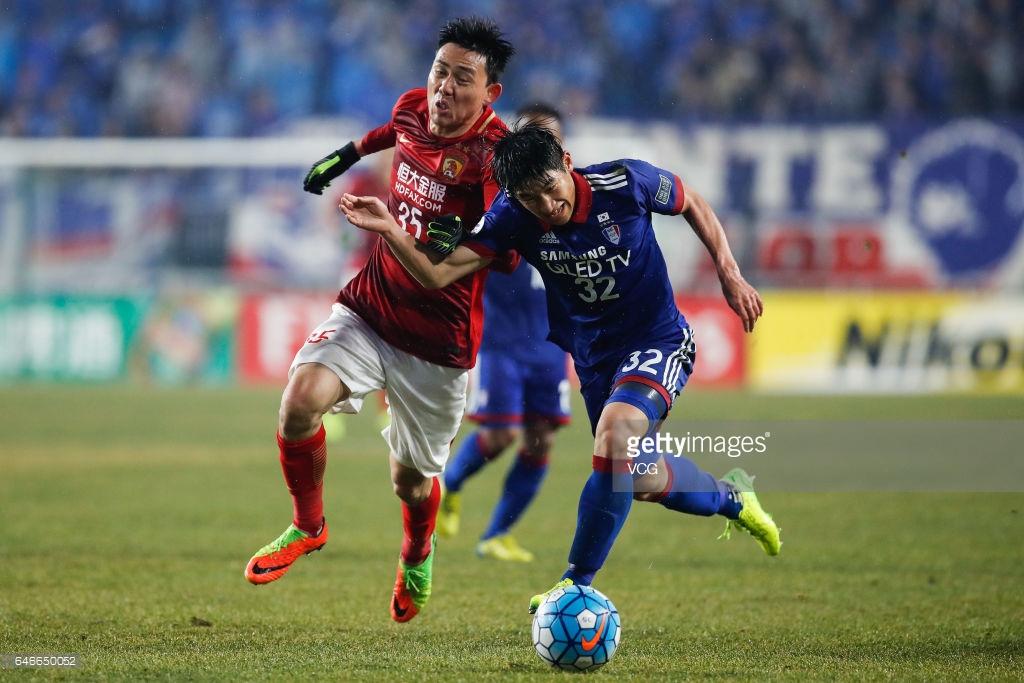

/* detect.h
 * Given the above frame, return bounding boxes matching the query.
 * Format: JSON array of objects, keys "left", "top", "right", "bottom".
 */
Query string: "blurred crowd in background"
[{"left": 1, "top": 0, "right": 1021, "bottom": 138}]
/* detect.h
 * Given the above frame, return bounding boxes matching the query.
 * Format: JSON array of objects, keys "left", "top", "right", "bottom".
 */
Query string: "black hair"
[
  {"left": 437, "top": 17, "right": 515, "bottom": 85},
  {"left": 514, "top": 101, "right": 563, "bottom": 123},
  {"left": 513, "top": 101, "right": 563, "bottom": 140},
  {"left": 489, "top": 123, "right": 565, "bottom": 197}
]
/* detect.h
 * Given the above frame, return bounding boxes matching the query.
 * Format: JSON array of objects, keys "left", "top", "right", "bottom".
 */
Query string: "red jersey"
[{"left": 337, "top": 89, "right": 518, "bottom": 368}]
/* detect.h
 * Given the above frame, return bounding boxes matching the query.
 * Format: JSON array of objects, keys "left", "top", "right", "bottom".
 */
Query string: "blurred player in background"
[
  {"left": 338, "top": 122, "right": 781, "bottom": 615},
  {"left": 438, "top": 103, "right": 570, "bottom": 563},
  {"left": 244, "top": 17, "right": 518, "bottom": 625}
]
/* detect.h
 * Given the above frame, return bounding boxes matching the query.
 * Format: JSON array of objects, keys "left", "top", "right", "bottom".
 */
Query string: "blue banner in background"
[
  {"left": 1, "top": 120, "right": 1022, "bottom": 295},
  {"left": 665, "top": 119, "right": 1024, "bottom": 289},
  {"left": 888, "top": 120, "right": 1024, "bottom": 280}
]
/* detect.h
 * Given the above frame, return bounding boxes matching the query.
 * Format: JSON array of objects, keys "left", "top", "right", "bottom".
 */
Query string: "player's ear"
[
  {"left": 485, "top": 82, "right": 502, "bottom": 104},
  {"left": 563, "top": 150, "right": 573, "bottom": 172}
]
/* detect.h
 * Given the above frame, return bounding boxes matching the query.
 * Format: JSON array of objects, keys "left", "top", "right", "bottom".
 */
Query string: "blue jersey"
[
  {"left": 480, "top": 260, "right": 561, "bottom": 364},
  {"left": 471, "top": 159, "right": 689, "bottom": 374}
]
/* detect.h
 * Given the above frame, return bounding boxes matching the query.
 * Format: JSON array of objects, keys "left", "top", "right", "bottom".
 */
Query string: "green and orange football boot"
[
  {"left": 245, "top": 519, "right": 328, "bottom": 584},
  {"left": 390, "top": 534, "right": 435, "bottom": 622}
]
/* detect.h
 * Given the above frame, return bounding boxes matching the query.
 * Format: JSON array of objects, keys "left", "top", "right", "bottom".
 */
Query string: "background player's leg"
[
  {"left": 444, "top": 430, "right": 508, "bottom": 492},
  {"left": 481, "top": 450, "right": 548, "bottom": 541}
]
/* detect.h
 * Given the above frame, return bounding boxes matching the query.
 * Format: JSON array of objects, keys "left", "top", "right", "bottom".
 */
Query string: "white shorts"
[{"left": 290, "top": 304, "right": 468, "bottom": 478}]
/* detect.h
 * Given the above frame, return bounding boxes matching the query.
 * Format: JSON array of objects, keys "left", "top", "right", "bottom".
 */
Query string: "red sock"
[
  {"left": 653, "top": 455, "right": 675, "bottom": 502},
  {"left": 401, "top": 477, "right": 440, "bottom": 565},
  {"left": 278, "top": 425, "right": 327, "bottom": 535}
]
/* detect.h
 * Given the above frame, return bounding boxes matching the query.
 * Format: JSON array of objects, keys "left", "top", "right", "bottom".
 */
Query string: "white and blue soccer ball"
[{"left": 531, "top": 584, "right": 621, "bottom": 672}]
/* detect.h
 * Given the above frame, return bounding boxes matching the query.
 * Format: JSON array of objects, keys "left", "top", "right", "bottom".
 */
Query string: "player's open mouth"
[{"left": 434, "top": 99, "right": 450, "bottom": 112}]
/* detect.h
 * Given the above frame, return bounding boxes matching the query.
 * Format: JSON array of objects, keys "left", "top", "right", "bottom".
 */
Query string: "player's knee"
[
  {"left": 392, "top": 476, "right": 432, "bottom": 505},
  {"left": 389, "top": 457, "right": 432, "bottom": 504},
  {"left": 593, "top": 418, "right": 640, "bottom": 461},
  {"left": 482, "top": 426, "right": 519, "bottom": 455},
  {"left": 279, "top": 364, "right": 348, "bottom": 439},
  {"left": 521, "top": 421, "right": 556, "bottom": 459},
  {"left": 278, "top": 389, "right": 326, "bottom": 438}
]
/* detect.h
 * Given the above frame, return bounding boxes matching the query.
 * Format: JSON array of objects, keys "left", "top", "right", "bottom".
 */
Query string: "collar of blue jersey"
[{"left": 538, "top": 170, "right": 593, "bottom": 232}]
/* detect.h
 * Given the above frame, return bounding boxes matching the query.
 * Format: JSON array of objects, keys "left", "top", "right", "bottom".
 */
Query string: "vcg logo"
[{"left": 626, "top": 459, "right": 658, "bottom": 476}]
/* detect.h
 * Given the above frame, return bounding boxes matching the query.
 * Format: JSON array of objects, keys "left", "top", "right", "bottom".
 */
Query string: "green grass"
[{"left": 1, "top": 385, "right": 1022, "bottom": 681}]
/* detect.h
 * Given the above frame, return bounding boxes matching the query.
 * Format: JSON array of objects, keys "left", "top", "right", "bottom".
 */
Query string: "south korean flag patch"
[{"left": 602, "top": 224, "right": 621, "bottom": 244}]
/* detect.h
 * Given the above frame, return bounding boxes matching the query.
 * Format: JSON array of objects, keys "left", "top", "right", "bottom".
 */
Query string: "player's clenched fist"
[{"left": 303, "top": 142, "right": 361, "bottom": 195}]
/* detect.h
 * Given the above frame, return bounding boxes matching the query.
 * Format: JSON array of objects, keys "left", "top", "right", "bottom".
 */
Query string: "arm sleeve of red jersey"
[
  {"left": 461, "top": 241, "right": 521, "bottom": 274},
  {"left": 359, "top": 121, "right": 397, "bottom": 155},
  {"left": 360, "top": 89, "right": 426, "bottom": 155}
]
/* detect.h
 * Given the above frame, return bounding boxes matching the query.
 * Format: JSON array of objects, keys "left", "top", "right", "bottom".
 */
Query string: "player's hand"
[
  {"left": 339, "top": 193, "right": 395, "bottom": 234},
  {"left": 425, "top": 214, "right": 464, "bottom": 256},
  {"left": 303, "top": 142, "right": 360, "bottom": 195},
  {"left": 720, "top": 272, "right": 763, "bottom": 333}
]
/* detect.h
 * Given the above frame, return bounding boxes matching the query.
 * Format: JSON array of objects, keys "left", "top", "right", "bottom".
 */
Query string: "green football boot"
[
  {"left": 391, "top": 534, "right": 435, "bottom": 622},
  {"left": 529, "top": 577, "right": 575, "bottom": 614},
  {"left": 719, "top": 468, "right": 781, "bottom": 556}
]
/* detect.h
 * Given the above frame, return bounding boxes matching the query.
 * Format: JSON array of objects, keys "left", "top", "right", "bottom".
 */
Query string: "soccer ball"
[{"left": 532, "top": 584, "right": 621, "bottom": 672}]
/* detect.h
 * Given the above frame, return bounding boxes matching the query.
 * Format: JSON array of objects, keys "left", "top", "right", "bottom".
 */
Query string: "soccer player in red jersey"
[{"left": 244, "top": 17, "right": 518, "bottom": 624}]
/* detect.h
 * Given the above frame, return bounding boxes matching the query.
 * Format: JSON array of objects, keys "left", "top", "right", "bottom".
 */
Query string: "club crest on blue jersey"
[{"left": 602, "top": 224, "right": 621, "bottom": 244}]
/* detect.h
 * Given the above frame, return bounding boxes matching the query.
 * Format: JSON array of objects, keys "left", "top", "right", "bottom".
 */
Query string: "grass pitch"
[{"left": 1, "top": 385, "right": 1021, "bottom": 681}]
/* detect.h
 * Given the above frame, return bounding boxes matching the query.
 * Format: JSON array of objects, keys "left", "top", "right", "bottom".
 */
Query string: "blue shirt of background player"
[
  {"left": 479, "top": 259, "right": 563, "bottom": 367},
  {"left": 471, "top": 158, "right": 690, "bottom": 379}
]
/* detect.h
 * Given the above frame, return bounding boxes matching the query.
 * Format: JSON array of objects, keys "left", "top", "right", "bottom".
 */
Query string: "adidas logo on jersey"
[{"left": 539, "top": 232, "right": 560, "bottom": 244}]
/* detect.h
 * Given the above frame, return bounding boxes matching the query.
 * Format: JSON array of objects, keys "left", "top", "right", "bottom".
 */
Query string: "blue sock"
[
  {"left": 717, "top": 480, "right": 744, "bottom": 519},
  {"left": 481, "top": 452, "right": 548, "bottom": 540},
  {"left": 658, "top": 456, "right": 731, "bottom": 517},
  {"left": 444, "top": 432, "right": 495, "bottom": 492},
  {"left": 565, "top": 461, "right": 633, "bottom": 583}
]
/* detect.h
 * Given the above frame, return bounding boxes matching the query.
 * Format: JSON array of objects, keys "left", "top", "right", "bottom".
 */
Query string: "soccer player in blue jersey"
[
  {"left": 338, "top": 122, "right": 781, "bottom": 613},
  {"left": 438, "top": 103, "right": 570, "bottom": 563}
]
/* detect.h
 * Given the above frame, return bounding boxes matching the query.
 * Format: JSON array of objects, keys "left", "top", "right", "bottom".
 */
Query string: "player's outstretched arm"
[
  {"left": 303, "top": 141, "right": 364, "bottom": 195},
  {"left": 681, "top": 183, "right": 764, "bottom": 333},
  {"left": 338, "top": 193, "right": 490, "bottom": 289}
]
